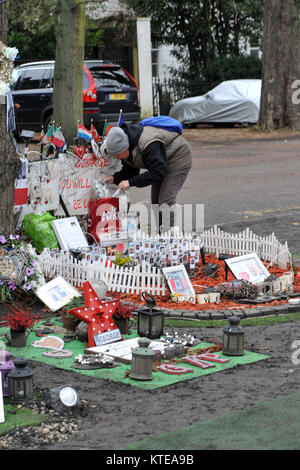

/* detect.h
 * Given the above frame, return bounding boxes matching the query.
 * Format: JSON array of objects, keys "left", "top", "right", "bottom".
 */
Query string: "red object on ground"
[
  {"left": 196, "top": 353, "right": 230, "bottom": 364},
  {"left": 158, "top": 364, "right": 194, "bottom": 375},
  {"left": 107, "top": 253, "right": 297, "bottom": 312},
  {"left": 181, "top": 355, "right": 216, "bottom": 369},
  {"left": 67, "top": 281, "right": 120, "bottom": 347}
]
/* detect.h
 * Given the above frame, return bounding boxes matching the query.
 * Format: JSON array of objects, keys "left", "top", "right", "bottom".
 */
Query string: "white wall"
[{"left": 137, "top": 18, "right": 153, "bottom": 118}]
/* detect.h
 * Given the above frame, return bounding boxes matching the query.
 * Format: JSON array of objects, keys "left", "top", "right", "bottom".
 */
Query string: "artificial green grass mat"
[
  {"left": 122, "top": 391, "right": 300, "bottom": 450},
  {"left": 0, "top": 402, "right": 51, "bottom": 435},
  {"left": 0, "top": 319, "right": 268, "bottom": 391}
]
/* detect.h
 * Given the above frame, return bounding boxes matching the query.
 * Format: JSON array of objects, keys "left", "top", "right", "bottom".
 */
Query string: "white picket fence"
[
  {"left": 201, "top": 226, "right": 291, "bottom": 268},
  {"left": 38, "top": 225, "right": 291, "bottom": 295},
  {"left": 133, "top": 225, "right": 291, "bottom": 269},
  {"left": 38, "top": 251, "right": 167, "bottom": 295}
]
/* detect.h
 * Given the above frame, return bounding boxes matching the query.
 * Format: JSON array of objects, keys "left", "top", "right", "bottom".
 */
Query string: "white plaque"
[
  {"left": 51, "top": 217, "right": 89, "bottom": 250},
  {"left": 85, "top": 337, "right": 166, "bottom": 364},
  {"left": 94, "top": 328, "right": 122, "bottom": 347}
]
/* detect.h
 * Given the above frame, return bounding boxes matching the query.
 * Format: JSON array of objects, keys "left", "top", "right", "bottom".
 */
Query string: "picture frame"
[
  {"left": 51, "top": 216, "right": 89, "bottom": 250},
  {"left": 225, "top": 253, "right": 270, "bottom": 284},
  {"left": 162, "top": 264, "right": 195, "bottom": 296},
  {"left": 36, "top": 276, "right": 81, "bottom": 312}
]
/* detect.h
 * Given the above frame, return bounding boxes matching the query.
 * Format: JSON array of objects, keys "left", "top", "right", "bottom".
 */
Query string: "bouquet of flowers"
[{"left": 0, "top": 231, "right": 44, "bottom": 303}]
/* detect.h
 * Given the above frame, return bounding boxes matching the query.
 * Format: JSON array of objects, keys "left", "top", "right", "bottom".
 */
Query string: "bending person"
[{"left": 101, "top": 122, "right": 192, "bottom": 230}]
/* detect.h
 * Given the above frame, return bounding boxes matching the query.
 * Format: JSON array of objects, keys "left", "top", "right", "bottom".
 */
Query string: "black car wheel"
[{"left": 43, "top": 115, "right": 53, "bottom": 132}]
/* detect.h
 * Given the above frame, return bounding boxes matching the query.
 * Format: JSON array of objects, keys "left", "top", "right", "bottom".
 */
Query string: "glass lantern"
[
  {"left": 138, "top": 292, "right": 164, "bottom": 339},
  {"left": 129, "top": 338, "right": 155, "bottom": 380},
  {"left": 7, "top": 357, "right": 34, "bottom": 403},
  {"left": 223, "top": 315, "right": 244, "bottom": 356}
]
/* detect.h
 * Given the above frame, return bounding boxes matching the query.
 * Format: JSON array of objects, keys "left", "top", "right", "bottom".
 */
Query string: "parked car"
[
  {"left": 11, "top": 60, "right": 140, "bottom": 134},
  {"left": 169, "top": 79, "right": 261, "bottom": 127}
]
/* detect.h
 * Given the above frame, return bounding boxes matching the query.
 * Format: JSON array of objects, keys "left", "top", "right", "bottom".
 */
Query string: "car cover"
[{"left": 169, "top": 79, "right": 261, "bottom": 124}]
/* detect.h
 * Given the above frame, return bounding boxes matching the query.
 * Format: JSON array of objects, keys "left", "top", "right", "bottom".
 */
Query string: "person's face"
[{"left": 115, "top": 149, "right": 129, "bottom": 159}]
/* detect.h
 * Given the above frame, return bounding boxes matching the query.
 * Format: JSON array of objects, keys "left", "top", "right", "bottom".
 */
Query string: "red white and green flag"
[
  {"left": 45, "top": 123, "right": 54, "bottom": 143},
  {"left": 52, "top": 126, "right": 65, "bottom": 149},
  {"left": 39, "top": 128, "right": 46, "bottom": 143}
]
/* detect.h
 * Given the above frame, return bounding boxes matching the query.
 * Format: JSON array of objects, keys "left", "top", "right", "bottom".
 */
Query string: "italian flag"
[
  {"left": 52, "top": 126, "right": 65, "bottom": 149},
  {"left": 45, "top": 123, "right": 54, "bottom": 143}
]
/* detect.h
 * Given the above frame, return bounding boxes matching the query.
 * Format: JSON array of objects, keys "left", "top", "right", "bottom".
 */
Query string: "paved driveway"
[{"left": 130, "top": 128, "right": 300, "bottom": 257}]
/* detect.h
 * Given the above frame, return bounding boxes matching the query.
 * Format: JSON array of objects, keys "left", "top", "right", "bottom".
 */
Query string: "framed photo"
[
  {"left": 162, "top": 264, "right": 195, "bottom": 296},
  {"left": 36, "top": 276, "right": 81, "bottom": 312},
  {"left": 51, "top": 217, "right": 88, "bottom": 250},
  {"left": 225, "top": 253, "right": 270, "bottom": 284}
]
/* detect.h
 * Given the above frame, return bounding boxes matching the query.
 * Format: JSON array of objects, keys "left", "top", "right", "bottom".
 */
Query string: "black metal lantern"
[
  {"left": 129, "top": 338, "right": 155, "bottom": 380},
  {"left": 138, "top": 292, "right": 164, "bottom": 339},
  {"left": 223, "top": 315, "right": 244, "bottom": 356},
  {"left": 7, "top": 357, "right": 34, "bottom": 403}
]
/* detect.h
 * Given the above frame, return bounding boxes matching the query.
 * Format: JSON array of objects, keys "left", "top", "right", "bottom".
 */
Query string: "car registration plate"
[{"left": 109, "top": 93, "right": 127, "bottom": 100}]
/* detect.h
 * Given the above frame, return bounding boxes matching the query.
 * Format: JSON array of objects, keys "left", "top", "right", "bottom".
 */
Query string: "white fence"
[
  {"left": 38, "top": 225, "right": 291, "bottom": 295},
  {"left": 201, "top": 226, "right": 291, "bottom": 268},
  {"left": 38, "top": 251, "right": 167, "bottom": 296},
  {"left": 133, "top": 225, "right": 291, "bottom": 269}
]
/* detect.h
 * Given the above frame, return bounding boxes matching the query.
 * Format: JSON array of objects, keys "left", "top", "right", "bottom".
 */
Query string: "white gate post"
[{"left": 136, "top": 17, "right": 153, "bottom": 118}]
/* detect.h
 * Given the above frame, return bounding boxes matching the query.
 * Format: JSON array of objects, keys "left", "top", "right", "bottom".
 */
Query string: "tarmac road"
[{"left": 130, "top": 131, "right": 300, "bottom": 258}]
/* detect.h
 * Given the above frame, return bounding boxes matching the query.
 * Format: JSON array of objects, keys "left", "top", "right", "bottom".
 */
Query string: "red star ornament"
[{"left": 67, "top": 281, "right": 121, "bottom": 347}]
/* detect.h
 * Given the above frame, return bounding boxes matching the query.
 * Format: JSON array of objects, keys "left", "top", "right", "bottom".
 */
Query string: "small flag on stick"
[
  {"left": 91, "top": 122, "right": 100, "bottom": 143},
  {"left": 52, "top": 126, "right": 65, "bottom": 149},
  {"left": 77, "top": 123, "right": 93, "bottom": 141},
  {"left": 117, "top": 109, "right": 124, "bottom": 127}
]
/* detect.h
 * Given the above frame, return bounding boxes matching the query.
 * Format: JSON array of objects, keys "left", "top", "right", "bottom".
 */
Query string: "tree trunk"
[
  {"left": 259, "top": 0, "right": 300, "bottom": 130},
  {"left": 0, "top": 3, "right": 21, "bottom": 236},
  {"left": 53, "top": 0, "right": 86, "bottom": 146}
]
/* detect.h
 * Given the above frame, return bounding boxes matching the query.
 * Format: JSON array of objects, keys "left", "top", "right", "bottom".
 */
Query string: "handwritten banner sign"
[
  {"left": 57, "top": 154, "right": 109, "bottom": 215},
  {"left": 16, "top": 151, "right": 119, "bottom": 223}
]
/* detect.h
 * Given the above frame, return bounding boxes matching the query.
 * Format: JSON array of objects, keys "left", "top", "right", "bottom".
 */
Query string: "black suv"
[{"left": 11, "top": 60, "right": 140, "bottom": 133}]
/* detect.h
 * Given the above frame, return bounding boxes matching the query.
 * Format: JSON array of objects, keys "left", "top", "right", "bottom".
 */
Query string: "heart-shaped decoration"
[
  {"left": 31, "top": 335, "right": 64, "bottom": 350},
  {"left": 73, "top": 145, "right": 86, "bottom": 159}
]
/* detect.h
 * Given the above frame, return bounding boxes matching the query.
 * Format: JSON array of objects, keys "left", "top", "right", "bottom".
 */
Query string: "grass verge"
[
  {"left": 162, "top": 311, "right": 300, "bottom": 329},
  {"left": 0, "top": 401, "right": 52, "bottom": 436}
]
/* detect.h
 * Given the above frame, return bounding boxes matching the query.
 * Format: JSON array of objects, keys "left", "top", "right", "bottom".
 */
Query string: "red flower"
[
  {"left": 4, "top": 307, "right": 40, "bottom": 332},
  {"left": 113, "top": 303, "right": 135, "bottom": 319}
]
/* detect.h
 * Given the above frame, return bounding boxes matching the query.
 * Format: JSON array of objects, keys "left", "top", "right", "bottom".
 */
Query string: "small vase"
[
  {"left": 9, "top": 329, "right": 28, "bottom": 348},
  {"left": 61, "top": 311, "right": 79, "bottom": 331}
]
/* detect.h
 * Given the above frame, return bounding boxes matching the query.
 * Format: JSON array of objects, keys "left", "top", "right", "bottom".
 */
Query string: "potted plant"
[
  {"left": 61, "top": 297, "right": 84, "bottom": 331},
  {"left": 4, "top": 307, "right": 40, "bottom": 347},
  {"left": 113, "top": 303, "right": 135, "bottom": 334}
]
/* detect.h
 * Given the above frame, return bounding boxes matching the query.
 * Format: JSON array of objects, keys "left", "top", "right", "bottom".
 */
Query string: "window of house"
[{"left": 152, "top": 40, "right": 159, "bottom": 78}]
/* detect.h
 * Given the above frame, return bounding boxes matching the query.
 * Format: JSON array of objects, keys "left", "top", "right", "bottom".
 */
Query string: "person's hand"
[
  {"left": 118, "top": 180, "right": 130, "bottom": 191},
  {"left": 101, "top": 175, "right": 114, "bottom": 184}
]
